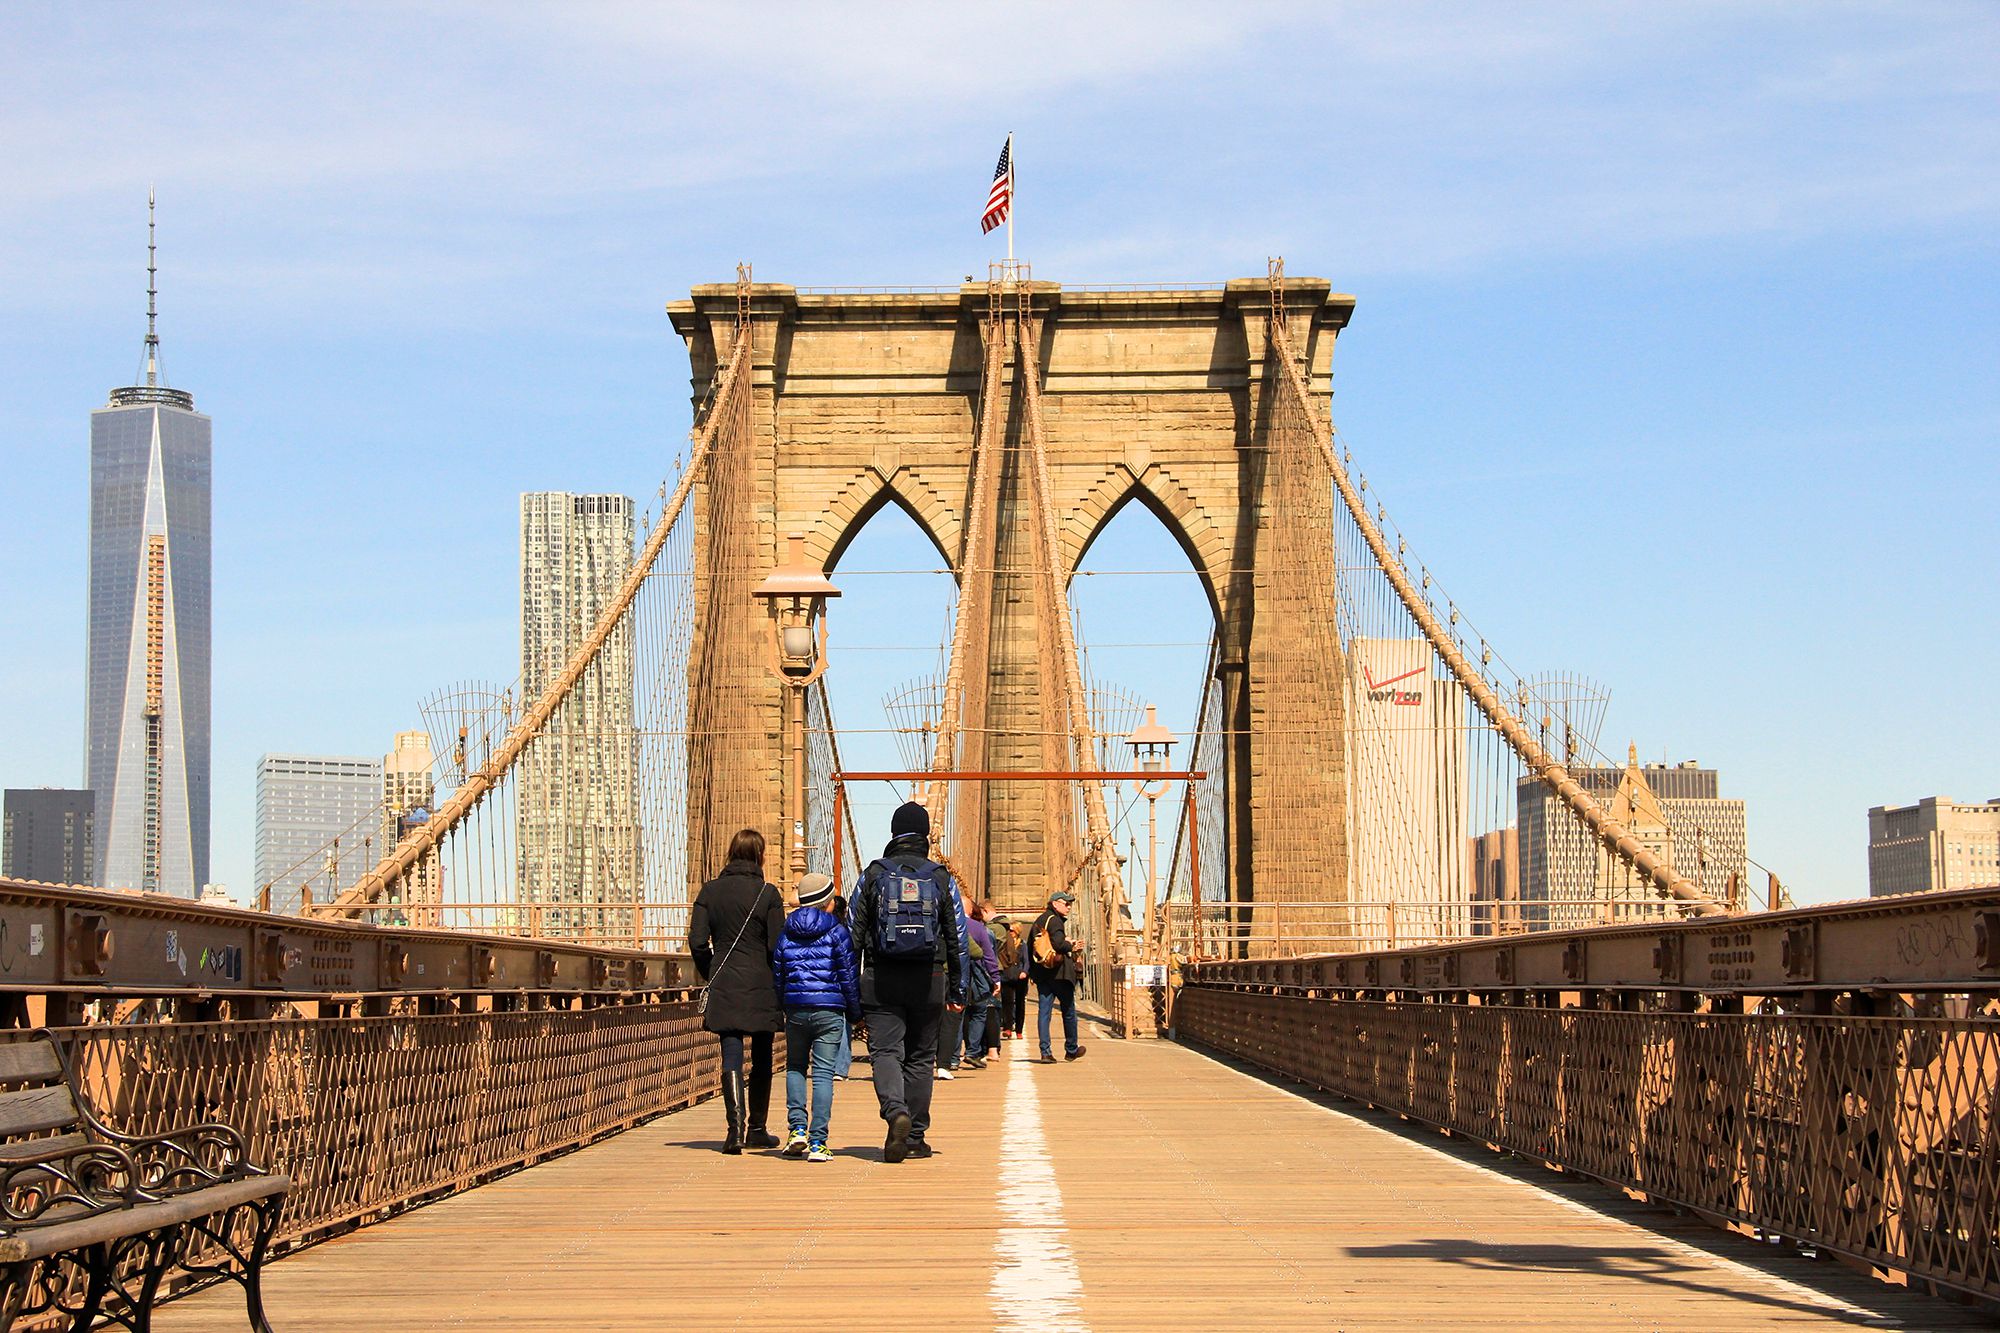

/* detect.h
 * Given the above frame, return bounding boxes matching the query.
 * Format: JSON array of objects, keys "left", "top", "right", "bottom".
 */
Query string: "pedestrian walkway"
[{"left": 155, "top": 1028, "right": 1981, "bottom": 1331}]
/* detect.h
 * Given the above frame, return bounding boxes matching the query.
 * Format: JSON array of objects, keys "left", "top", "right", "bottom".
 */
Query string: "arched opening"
[
  {"left": 822, "top": 495, "right": 958, "bottom": 859},
  {"left": 1068, "top": 493, "right": 1220, "bottom": 936}
]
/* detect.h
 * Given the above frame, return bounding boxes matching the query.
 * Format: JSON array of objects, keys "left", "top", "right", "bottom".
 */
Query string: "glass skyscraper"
[
  {"left": 254, "top": 755, "right": 383, "bottom": 914},
  {"left": 86, "top": 196, "right": 211, "bottom": 896}
]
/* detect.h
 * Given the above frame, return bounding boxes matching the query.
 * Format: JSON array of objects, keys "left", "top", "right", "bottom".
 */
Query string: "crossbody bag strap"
[{"left": 699, "top": 884, "right": 768, "bottom": 1013}]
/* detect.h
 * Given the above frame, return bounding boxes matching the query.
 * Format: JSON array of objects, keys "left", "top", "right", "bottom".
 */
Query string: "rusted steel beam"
[
  {"left": 1186, "top": 884, "right": 2000, "bottom": 994},
  {"left": 0, "top": 878, "right": 691, "bottom": 1000}
]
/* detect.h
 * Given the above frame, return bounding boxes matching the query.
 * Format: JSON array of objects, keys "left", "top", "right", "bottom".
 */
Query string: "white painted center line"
[{"left": 990, "top": 1052, "right": 1089, "bottom": 1331}]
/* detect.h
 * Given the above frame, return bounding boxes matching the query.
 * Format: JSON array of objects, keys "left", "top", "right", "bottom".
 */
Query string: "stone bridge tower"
[{"left": 668, "top": 277, "right": 1355, "bottom": 920}]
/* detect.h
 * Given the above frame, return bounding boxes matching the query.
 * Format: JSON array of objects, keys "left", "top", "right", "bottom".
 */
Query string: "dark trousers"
[
  {"left": 1036, "top": 978, "right": 1079, "bottom": 1057},
  {"left": 717, "top": 1030, "right": 772, "bottom": 1078},
  {"left": 1000, "top": 979, "right": 1028, "bottom": 1035},
  {"left": 937, "top": 1004, "right": 964, "bottom": 1070},
  {"left": 864, "top": 998, "right": 942, "bottom": 1137}
]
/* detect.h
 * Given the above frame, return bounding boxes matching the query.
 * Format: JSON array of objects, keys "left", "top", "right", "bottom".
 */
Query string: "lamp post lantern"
[
  {"left": 1124, "top": 704, "right": 1176, "bottom": 958},
  {"left": 752, "top": 534, "right": 841, "bottom": 882}
]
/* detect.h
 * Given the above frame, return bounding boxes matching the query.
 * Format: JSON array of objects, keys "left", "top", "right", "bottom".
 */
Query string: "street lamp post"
[
  {"left": 1124, "top": 704, "right": 1176, "bottom": 959},
  {"left": 752, "top": 534, "right": 841, "bottom": 884}
]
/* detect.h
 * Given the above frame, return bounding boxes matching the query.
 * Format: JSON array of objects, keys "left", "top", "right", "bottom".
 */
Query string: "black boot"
[
  {"left": 720, "top": 1071, "right": 745, "bottom": 1155},
  {"left": 744, "top": 1067, "right": 780, "bottom": 1149}
]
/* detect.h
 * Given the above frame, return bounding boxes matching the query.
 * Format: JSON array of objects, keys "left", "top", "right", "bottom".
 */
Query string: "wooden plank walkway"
[{"left": 157, "top": 1026, "right": 1983, "bottom": 1331}]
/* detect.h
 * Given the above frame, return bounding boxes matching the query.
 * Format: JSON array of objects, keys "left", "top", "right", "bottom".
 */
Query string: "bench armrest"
[
  {"left": 88, "top": 1120, "right": 255, "bottom": 1195},
  {"left": 0, "top": 1142, "right": 142, "bottom": 1224}
]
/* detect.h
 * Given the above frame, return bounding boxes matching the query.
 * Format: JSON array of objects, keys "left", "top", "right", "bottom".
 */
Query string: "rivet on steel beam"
[
  {"left": 1653, "top": 935, "right": 1682, "bottom": 983},
  {"left": 1975, "top": 913, "right": 2000, "bottom": 971},
  {"left": 1781, "top": 925, "right": 1815, "bottom": 981},
  {"left": 536, "top": 951, "right": 558, "bottom": 988},
  {"left": 381, "top": 943, "right": 409, "bottom": 987},
  {"left": 590, "top": 957, "right": 611, "bottom": 987},
  {"left": 473, "top": 947, "right": 497, "bottom": 986},
  {"left": 63, "top": 911, "right": 112, "bottom": 979},
  {"left": 256, "top": 930, "right": 286, "bottom": 986}
]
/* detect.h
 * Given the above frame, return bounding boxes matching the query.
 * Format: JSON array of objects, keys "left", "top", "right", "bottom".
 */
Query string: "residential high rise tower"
[
  {"left": 516, "top": 493, "right": 638, "bottom": 940},
  {"left": 86, "top": 192, "right": 211, "bottom": 896}
]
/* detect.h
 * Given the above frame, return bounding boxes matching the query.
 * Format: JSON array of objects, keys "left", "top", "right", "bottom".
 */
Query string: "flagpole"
[{"left": 1006, "top": 133, "right": 1014, "bottom": 262}]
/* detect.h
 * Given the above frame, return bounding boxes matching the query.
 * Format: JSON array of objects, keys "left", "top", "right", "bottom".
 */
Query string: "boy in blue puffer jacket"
[{"left": 771, "top": 872, "right": 863, "bottom": 1161}]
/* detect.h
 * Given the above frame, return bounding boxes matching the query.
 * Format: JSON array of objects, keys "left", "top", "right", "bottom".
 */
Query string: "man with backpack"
[
  {"left": 1026, "top": 890, "right": 1087, "bottom": 1064},
  {"left": 851, "top": 801, "right": 967, "bottom": 1162}
]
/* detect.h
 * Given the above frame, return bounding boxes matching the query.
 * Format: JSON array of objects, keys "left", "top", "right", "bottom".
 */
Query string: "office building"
[
  {"left": 1344, "top": 638, "right": 1469, "bottom": 944},
  {"left": 86, "top": 195, "right": 211, "bottom": 896},
  {"left": 1518, "top": 749, "right": 1747, "bottom": 927},
  {"left": 254, "top": 755, "right": 383, "bottom": 914},
  {"left": 516, "top": 493, "right": 639, "bottom": 939},
  {"left": 1869, "top": 797, "right": 2000, "bottom": 896},
  {"left": 382, "top": 730, "right": 440, "bottom": 924},
  {"left": 1468, "top": 827, "right": 1521, "bottom": 936},
  {"left": 2, "top": 789, "right": 96, "bottom": 885}
]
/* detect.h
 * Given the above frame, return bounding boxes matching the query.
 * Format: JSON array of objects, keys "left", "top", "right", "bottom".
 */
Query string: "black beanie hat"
[{"left": 890, "top": 800, "right": 930, "bottom": 841}]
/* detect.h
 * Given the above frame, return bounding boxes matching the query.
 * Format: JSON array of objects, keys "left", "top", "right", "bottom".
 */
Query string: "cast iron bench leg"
[
  {"left": 245, "top": 1197, "right": 281, "bottom": 1333},
  {"left": 70, "top": 1242, "right": 111, "bottom": 1331}
]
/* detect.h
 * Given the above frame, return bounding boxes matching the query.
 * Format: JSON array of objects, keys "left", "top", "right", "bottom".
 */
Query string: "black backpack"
[{"left": 865, "top": 855, "right": 947, "bottom": 961}]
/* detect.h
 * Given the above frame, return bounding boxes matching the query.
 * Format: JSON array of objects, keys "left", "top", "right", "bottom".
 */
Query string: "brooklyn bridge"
[{"left": 1, "top": 267, "right": 1993, "bottom": 1330}]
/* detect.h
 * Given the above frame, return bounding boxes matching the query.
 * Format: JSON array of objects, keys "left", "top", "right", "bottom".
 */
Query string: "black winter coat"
[{"left": 689, "top": 860, "right": 785, "bottom": 1033}]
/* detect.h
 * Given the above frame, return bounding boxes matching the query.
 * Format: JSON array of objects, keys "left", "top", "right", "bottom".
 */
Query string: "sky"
[{"left": 1, "top": 2, "right": 1995, "bottom": 905}]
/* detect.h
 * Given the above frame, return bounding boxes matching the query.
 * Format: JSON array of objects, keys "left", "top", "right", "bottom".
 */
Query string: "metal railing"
[
  {"left": 0, "top": 877, "right": 722, "bottom": 1320},
  {"left": 1176, "top": 883, "right": 2000, "bottom": 1305}
]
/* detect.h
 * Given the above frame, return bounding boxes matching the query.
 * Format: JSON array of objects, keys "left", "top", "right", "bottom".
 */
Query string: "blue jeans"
[
  {"left": 1037, "top": 979, "right": 1078, "bottom": 1057},
  {"left": 785, "top": 1009, "right": 847, "bottom": 1145},
  {"left": 835, "top": 1015, "right": 853, "bottom": 1078},
  {"left": 961, "top": 997, "right": 991, "bottom": 1058}
]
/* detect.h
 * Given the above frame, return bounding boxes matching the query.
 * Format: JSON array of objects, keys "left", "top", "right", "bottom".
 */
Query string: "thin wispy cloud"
[{"left": 1, "top": 2, "right": 1993, "bottom": 325}]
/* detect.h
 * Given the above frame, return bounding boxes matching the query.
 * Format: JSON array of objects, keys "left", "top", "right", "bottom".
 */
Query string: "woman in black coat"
[{"left": 689, "top": 828, "right": 786, "bottom": 1154}]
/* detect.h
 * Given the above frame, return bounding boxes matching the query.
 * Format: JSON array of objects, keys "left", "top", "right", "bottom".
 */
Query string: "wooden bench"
[{"left": 0, "top": 1032, "right": 289, "bottom": 1332}]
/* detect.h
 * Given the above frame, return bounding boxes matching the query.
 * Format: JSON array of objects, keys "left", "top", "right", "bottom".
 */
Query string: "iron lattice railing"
[
  {"left": 4, "top": 999, "right": 716, "bottom": 1316},
  {"left": 1176, "top": 988, "right": 2000, "bottom": 1303}
]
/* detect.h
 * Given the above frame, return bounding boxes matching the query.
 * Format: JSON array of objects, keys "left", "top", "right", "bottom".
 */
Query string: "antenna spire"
[{"left": 144, "top": 186, "right": 160, "bottom": 386}]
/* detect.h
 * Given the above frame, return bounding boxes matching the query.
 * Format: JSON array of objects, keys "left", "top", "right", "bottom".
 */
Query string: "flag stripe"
[{"left": 981, "top": 136, "right": 1012, "bottom": 235}]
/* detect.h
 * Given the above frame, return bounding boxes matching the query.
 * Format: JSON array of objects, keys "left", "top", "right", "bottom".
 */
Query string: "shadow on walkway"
[{"left": 1173, "top": 1039, "right": 1988, "bottom": 1330}]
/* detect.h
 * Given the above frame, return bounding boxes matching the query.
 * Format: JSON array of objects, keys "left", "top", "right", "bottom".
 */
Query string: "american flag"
[{"left": 981, "top": 136, "right": 1012, "bottom": 235}]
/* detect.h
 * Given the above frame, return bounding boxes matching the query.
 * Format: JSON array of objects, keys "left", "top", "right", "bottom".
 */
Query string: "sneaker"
[
  {"left": 885, "top": 1111, "right": 913, "bottom": 1163},
  {"left": 934, "top": 1068, "right": 955, "bottom": 1081},
  {"left": 1064, "top": 1045, "right": 1088, "bottom": 1061},
  {"left": 906, "top": 1140, "right": 936, "bottom": 1160},
  {"left": 963, "top": 1055, "right": 987, "bottom": 1069},
  {"left": 781, "top": 1131, "right": 809, "bottom": 1158},
  {"left": 806, "top": 1143, "right": 833, "bottom": 1163}
]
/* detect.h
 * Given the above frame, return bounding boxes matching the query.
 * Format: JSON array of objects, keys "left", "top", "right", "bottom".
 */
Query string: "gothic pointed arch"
[
  {"left": 806, "top": 466, "right": 962, "bottom": 577},
  {"left": 1064, "top": 463, "right": 1228, "bottom": 628}
]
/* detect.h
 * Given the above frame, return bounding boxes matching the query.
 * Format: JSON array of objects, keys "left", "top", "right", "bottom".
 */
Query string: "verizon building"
[
  {"left": 1345, "top": 637, "right": 1469, "bottom": 942},
  {"left": 86, "top": 198, "right": 211, "bottom": 896}
]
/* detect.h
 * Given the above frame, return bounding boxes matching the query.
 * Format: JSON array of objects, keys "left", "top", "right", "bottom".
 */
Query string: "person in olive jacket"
[{"left": 689, "top": 828, "right": 787, "bottom": 1154}]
